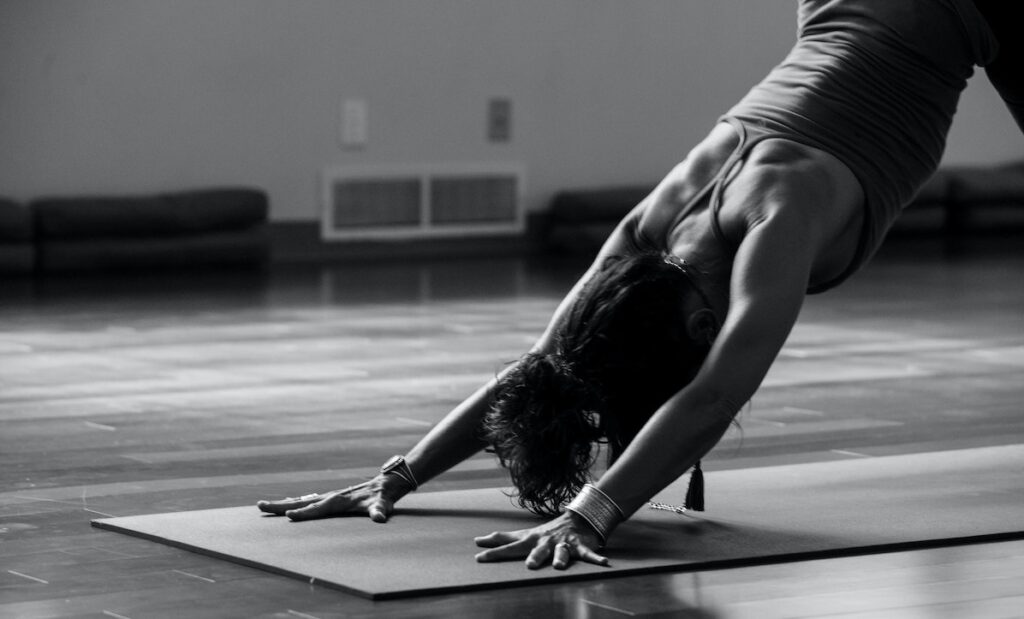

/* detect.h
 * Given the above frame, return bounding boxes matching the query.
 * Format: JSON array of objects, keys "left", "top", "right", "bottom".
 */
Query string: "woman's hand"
[
  {"left": 474, "top": 512, "right": 610, "bottom": 570},
  {"left": 256, "top": 475, "right": 408, "bottom": 523}
]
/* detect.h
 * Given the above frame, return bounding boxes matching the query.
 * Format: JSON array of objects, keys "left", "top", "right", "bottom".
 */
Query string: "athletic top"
[
  {"left": 722, "top": 0, "right": 998, "bottom": 291},
  {"left": 636, "top": 116, "right": 845, "bottom": 292},
  {"left": 973, "top": 0, "right": 1024, "bottom": 133}
]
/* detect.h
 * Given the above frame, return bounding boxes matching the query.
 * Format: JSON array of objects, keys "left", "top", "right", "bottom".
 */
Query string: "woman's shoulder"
[
  {"left": 732, "top": 137, "right": 864, "bottom": 221},
  {"left": 634, "top": 123, "right": 742, "bottom": 245},
  {"left": 716, "top": 138, "right": 866, "bottom": 284}
]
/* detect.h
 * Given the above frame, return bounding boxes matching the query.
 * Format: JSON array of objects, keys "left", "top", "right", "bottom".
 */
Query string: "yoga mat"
[{"left": 92, "top": 445, "right": 1024, "bottom": 599}]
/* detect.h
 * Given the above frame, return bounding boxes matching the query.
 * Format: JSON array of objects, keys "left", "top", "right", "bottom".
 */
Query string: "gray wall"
[{"left": 1, "top": 0, "right": 1020, "bottom": 221}]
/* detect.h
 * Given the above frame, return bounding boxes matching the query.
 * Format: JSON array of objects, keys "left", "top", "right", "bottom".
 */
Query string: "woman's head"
[{"left": 484, "top": 251, "right": 720, "bottom": 515}]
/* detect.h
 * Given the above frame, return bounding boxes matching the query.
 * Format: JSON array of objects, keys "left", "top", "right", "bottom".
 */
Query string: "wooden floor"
[{"left": 3, "top": 238, "right": 1024, "bottom": 618}]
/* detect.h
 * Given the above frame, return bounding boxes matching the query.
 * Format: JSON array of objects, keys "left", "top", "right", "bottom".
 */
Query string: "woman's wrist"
[
  {"left": 564, "top": 484, "right": 624, "bottom": 547},
  {"left": 377, "top": 455, "right": 420, "bottom": 505},
  {"left": 376, "top": 472, "right": 414, "bottom": 504},
  {"left": 380, "top": 454, "right": 419, "bottom": 490}
]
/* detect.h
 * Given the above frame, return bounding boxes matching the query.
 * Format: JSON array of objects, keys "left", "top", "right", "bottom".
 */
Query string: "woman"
[{"left": 259, "top": 0, "right": 1020, "bottom": 570}]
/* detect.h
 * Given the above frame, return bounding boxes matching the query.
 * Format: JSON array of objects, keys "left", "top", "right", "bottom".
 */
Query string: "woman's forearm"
[
  {"left": 402, "top": 366, "right": 515, "bottom": 486},
  {"left": 402, "top": 265, "right": 589, "bottom": 488},
  {"left": 593, "top": 199, "right": 812, "bottom": 522},
  {"left": 595, "top": 386, "right": 738, "bottom": 520}
]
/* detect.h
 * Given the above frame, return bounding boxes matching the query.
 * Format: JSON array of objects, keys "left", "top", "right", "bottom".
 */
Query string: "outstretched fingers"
[
  {"left": 475, "top": 537, "right": 534, "bottom": 563},
  {"left": 473, "top": 530, "right": 525, "bottom": 548},
  {"left": 474, "top": 533, "right": 610, "bottom": 570},
  {"left": 525, "top": 538, "right": 554, "bottom": 570},
  {"left": 551, "top": 542, "right": 572, "bottom": 570},
  {"left": 548, "top": 541, "right": 608, "bottom": 570},
  {"left": 472, "top": 512, "right": 611, "bottom": 570},
  {"left": 284, "top": 493, "right": 353, "bottom": 521},
  {"left": 574, "top": 544, "right": 610, "bottom": 567},
  {"left": 256, "top": 493, "right": 322, "bottom": 516}
]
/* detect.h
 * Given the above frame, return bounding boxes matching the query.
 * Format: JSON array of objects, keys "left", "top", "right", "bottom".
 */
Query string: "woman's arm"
[
  {"left": 475, "top": 190, "right": 821, "bottom": 567},
  {"left": 257, "top": 371, "right": 502, "bottom": 522},
  {"left": 259, "top": 207, "right": 647, "bottom": 522},
  {"left": 400, "top": 208, "right": 650, "bottom": 487},
  {"left": 596, "top": 203, "right": 815, "bottom": 517}
]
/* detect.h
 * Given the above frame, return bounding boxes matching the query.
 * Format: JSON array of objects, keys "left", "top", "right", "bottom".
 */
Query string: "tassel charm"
[
  {"left": 684, "top": 460, "right": 705, "bottom": 512},
  {"left": 646, "top": 460, "right": 706, "bottom": 515}
]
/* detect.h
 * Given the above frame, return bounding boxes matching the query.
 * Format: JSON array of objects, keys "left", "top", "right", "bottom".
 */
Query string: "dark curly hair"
[{"left": 484, "top": 251, "right": 717, "bottom": 515}]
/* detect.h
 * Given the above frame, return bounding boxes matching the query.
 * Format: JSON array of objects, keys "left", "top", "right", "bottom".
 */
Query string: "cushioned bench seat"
[
  {"left": 31, "top": 188, "right": 270, "bottom": 272},
  {"left": 948, "top": 161, "right": 1024, "bottom": 204},
  {"left": 943, "top": 161, "right": 1024, "bottom": 238},
  {"left": 0, "top": 197, "right": 34, "bottom": 273},
  {"left": 37, "top": 229, "right": 270, "bottom": 272}
]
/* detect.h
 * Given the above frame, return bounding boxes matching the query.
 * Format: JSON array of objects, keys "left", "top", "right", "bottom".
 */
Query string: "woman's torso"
[
  {"left": 623, "top": 0, "right": 996, "bottom": 293},
  {"left": 630, "top": 119, "right": 865, "bottom": 294},
  {"left": 725, "top": 0, "right": 997, "bottom": 278}
]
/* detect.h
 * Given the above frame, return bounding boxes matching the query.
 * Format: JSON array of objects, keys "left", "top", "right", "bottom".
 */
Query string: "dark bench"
[
  {"left": 0, "top": 197, "right": 34, "bottom": 273},
  {"left": 27, "top": 188, "right": 270, "bottom": 272}
]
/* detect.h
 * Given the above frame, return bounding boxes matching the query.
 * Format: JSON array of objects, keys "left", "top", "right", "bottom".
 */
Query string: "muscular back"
[{"left": 633, "top": 121, "right": 865, "bottom": 294}]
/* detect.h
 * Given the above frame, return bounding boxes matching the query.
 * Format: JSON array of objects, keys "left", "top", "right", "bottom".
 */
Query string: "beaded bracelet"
[{"left": 565, "top": 484, "right": 624, "bottom": 546}]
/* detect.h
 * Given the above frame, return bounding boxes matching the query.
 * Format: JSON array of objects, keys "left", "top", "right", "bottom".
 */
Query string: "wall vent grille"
[{"left": 321, "top": 164, "right": 525, "bottom": 240}]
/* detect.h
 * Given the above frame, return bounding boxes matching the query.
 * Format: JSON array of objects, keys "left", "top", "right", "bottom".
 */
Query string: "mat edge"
[
  {"left": 91, "top": 518, "right": 1024, "bottom": 601},
  {"left": 91, "top": 519, "right": 375, "bottom": 600}
]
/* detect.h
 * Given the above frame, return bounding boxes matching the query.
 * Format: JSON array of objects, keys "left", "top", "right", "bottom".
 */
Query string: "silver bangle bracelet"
[
  {"left": 565, "top": 484, "right": 624, "bottom": 546},
  {"left": 390, "top": 468, "right": 417, "bottom": 490},
  {"left": 380, "top": 455, "right": 419, "bottom": 491}
]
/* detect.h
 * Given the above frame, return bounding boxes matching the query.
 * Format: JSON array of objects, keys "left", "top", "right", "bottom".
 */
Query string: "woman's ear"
[{"left": 685, "top": 308, "right": 719, "bottom": 345}]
